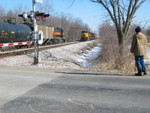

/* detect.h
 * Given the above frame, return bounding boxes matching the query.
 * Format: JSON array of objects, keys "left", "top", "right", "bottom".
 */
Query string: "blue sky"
[{"left": 0, "top": 0, "right": 150, "bottom": 33}]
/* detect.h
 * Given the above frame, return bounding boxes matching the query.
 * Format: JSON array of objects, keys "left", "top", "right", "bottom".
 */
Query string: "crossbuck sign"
[{"left": 36, "top": 0, "right": 43, "bottom": 3}]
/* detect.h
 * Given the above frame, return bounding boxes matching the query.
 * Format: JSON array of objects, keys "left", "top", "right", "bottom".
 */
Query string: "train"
[
  {"left": 0, "top": 20, "right": 65, "bottom": 49},
  {"left": 80, "top": 31, "right": 95, "bottom": 41},
  {"left": 0, "top": 19, "right": 95, "bottom": 51}
]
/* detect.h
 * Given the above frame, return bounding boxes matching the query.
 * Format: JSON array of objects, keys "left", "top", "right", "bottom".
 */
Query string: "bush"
[{"left": 93, "top": 23, "right": 135, "bottom": 73}]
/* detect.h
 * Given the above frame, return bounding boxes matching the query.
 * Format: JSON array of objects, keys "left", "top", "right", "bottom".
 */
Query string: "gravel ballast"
[{"left": 0, "top": 41, "right": 98, "bottom": 71}]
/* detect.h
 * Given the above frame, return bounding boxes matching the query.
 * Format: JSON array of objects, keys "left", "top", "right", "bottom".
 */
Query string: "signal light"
[
  {"left": 35, "top": 11, "right": 50, "bottom": 21},
  {"left": 19, "top": 11, "right": 50, "bottom": 22},
  {"left": 41, "top": 16, "right": 46, "bottom": 21},
  {"left": 18, "top": 12, "right": 28, "bottom": 21},
  {"left": 18, "top": 11, "right": 34, "bottom": 22},
  {"left": 35, "top": 16, "right": 40, "bottom": 21}
]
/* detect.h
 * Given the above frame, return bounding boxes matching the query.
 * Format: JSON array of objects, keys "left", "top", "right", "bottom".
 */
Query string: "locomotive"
[
  {"left": 37, "top": 25, "right": 65, "bottom": 45},
  {"left": 0, "top": 20, "right": 65, "bottom": 49},
  {"left": 80, "top": 31, "right": 95, "bottom": 41}
]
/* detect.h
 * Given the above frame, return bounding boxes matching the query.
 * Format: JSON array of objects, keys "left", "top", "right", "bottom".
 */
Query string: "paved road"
[{"left": 0, "top": 67, "right": 150, "bottom": 113}]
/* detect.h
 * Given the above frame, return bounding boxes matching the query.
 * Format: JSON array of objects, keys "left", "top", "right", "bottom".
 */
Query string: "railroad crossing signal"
[
  {"left": 18, "top": 11, "right": 34, "bottom": 22},
  {"left": 19, "top": 0, "right": 49, "bottom": 65},
  {"left": 35, "top": 11, "right": 50, "bottom": 21},
  {"left": 18, "top": 11, "right": 49, "bottom": 22}
]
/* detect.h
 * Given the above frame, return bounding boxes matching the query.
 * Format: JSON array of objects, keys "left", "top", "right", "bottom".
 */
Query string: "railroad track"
[{"left": 0, "top": 41, "right": 79, "bottom": 58}]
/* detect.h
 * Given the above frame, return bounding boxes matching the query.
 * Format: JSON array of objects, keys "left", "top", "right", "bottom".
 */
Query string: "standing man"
[{"left": 131, "top": 26, "right": 147, "bottom": 76}]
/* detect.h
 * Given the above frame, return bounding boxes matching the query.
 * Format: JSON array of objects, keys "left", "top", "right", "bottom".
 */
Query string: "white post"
[{"left": 33, "top": 0, "right": 39, "bottom": 64}]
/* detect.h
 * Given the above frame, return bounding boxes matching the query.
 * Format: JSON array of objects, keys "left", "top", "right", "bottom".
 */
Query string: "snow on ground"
[
  {"left": 76, "top": 46, "right": 101, "bottom": 68},
  {"left": 0, "top": 41, "right": 101, "bottom": 71},
  {"left": 145, "top": 48, "right": 150, "bottom": 64}
]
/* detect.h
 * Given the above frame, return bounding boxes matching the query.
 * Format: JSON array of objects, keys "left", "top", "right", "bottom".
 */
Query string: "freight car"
[
  {"left": 80, "top": 31, "right": 95, "bottom": 41},
  {"left": 0, "top": 21, "right": 65, "bottom": 49},
  {"left": 0, "top": 21, "right": 32, "bottom": 48}
]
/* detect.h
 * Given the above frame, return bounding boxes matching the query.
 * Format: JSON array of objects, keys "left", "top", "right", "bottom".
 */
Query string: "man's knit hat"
[{"left": 135, "top": 26, "right": 141, "bottom": 33}]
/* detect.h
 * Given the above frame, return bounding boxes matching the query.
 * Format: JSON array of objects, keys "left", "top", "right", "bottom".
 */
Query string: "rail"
[{"left": 0, "top": 41, "right": 79, "bottom": 58}]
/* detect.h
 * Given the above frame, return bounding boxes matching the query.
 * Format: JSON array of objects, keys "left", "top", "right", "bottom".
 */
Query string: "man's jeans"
[{"left": 135, "top": 56, "right": 146, "bottom": 73}]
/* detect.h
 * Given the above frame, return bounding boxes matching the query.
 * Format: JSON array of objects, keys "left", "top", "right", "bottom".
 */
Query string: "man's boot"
[
  {"left": 135, "top": 72, "right": 142, "bottom": 76},
  {"left": 143, "top": 72, "right": 147, "bottom": 75}
]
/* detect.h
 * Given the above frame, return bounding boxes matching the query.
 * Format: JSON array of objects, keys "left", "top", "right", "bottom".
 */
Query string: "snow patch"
[{"left": 76, "top": 46, "right": 101, "bottom": 68}]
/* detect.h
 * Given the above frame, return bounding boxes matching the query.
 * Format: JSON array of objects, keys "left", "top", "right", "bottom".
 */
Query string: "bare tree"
[
  {"left": 0, "top": 6, "right": 6, "bottom": 21},
  {"left": 91, "top": 0, "right": 147, "bottom": 55}
]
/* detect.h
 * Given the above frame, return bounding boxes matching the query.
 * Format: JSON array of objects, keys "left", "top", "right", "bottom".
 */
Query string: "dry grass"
[
  {"left": 93, "top": 54, "right": 136, "bottom": 74},
  {"left": 92, "top": 23, "right": 136, "bottom": 74}
]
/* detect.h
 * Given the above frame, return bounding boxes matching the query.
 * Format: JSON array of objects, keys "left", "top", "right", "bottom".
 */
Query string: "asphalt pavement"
[{"left": 0, "top": 67, "right": 150, "bottom": 113}]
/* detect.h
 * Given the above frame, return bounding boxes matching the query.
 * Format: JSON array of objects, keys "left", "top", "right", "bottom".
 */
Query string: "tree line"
[{"left": 0, "top": 3, "right": 93, "bottom": 42}]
